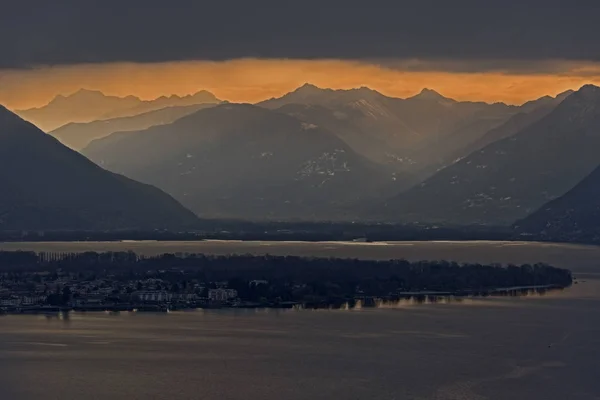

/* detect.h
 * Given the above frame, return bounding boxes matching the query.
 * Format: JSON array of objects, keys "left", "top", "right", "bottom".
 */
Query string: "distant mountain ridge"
[
  {"left": 15, "top": 89, "right": 221, "bottom": 132},
  {"left": 261, "top": 84, "right": 519, "bottom": 169},
  {"left": 50, "top": 103, "right": 218, "bottom": 150},
  {"left": 386, "top": 85, "right": 600, "bottom": 226},
  {"left": 0, "top": 105, "right": 198, "bottom": 231},
  {"left": 83, "top": 103, "right": 392, "bottom": 221},
  {"left": 100, "top": 90, "right": 221, "bottom": 119}
]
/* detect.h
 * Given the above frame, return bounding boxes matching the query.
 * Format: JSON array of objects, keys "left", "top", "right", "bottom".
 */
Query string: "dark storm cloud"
[{"left": 1, "top": 0, "right": 599, "bottom": 68}]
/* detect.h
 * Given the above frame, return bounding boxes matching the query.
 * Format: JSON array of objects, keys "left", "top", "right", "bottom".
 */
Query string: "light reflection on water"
[
  {"left": 0, "top": 241, "right": 599, "bottom": 400},
  {"left": 0, "top": 279, "right": 599, "bottom": 400}
]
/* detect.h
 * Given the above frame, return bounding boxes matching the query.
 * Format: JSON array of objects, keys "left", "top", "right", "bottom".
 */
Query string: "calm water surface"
[
  {"left": 2, "top": 239, "right": 600, "bottom": 272},
  {"left": 1, "top": 241, "right": 599, "bottom": 399}
]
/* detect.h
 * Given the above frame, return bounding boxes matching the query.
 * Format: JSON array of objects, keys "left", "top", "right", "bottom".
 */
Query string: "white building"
[
  {"left": 0, "top": 297, "right": 21, "bottom": 307},
  {"left": 136, "top": 291, "right": 173, "bottom": 303},
  {"left": 208, "top": 289, "right": 238, "bottom": 302},
  {"left": 21, "top": 295, "right": 47, "bottom": 306}
]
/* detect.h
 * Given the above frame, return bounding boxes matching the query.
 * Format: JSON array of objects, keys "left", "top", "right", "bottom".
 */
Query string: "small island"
[{"left": 0, "top": 251, "right": 572, "bottom": 314}]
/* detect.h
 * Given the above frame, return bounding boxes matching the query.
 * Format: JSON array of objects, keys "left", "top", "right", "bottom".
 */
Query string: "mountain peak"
[
  {"left": 74, "top": 88, "right": 103, "bottom": 95},
  {"left": 47, "top": 89, "right": 107, "bottom": 105},
  {"left": 191, "top": 89, "right": 213, "bottom": 96},
  {"left": 352, "top": 86, "right": 379, "bottom": 94},
  {"left": 577, "top": 84, "right": 600, "bottom": 95},
  {"left": 411, "top": 88, "right": 452, "bottom": 102},
  {"left": 561, "top": 84, "right": 600, "bottom": 106},
  {"left": 69, "top": 89, "right": 107, "bottom": 98},
  {"left": 189, "top": 90, "right": 219, "bottom": 101},
  {"left": 295, "top": 83, "right": 325, "bottom": 93}
]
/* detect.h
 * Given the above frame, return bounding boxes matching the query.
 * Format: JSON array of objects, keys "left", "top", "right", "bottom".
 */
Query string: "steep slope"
[
  {"left": 456, "top": 90, "right": 574, "bottom": 158},
  {"left": 84, "top": 104, "right": 390, "bottom": 221},
  {"left": 515, "top": 165, "right": 600, "bottom": 243},
  {"left": 386, "top": 85, "right": 600, "bottom": 226},
  {"left": 50, "top": 103, "right": 217, "bottom": 150},
  {"left": 262, "top": 84, "right": 517, "bottom": 168},
  {"left": 0, "top": 105, "right": 198, "bottom": 231},
  {"left": 16, "top": 89, "right": 221, "bottom": 132},
  {"left": 409, "top": 90, "right": 573, "bottom": 175}
]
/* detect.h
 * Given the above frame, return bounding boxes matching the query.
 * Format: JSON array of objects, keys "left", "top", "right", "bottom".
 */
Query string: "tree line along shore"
[{"left": 0, "top": 251, "right": 573, "bottom": 313}]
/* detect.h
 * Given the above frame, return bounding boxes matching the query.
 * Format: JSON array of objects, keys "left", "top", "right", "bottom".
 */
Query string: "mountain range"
[
  {"left": 77, "top": 83, "right": 600, "bottom": 228},
  {"left": 4, "top": 82, "right": 600, "bottom": 240},
  {"left": 260, "top": 84, "right": 520, "bottom": 169},
  {"left": 0, "top": 105, "right": 197, "bottom": 231},
  {"left": 15, "top": 89, "right": 221, "bottom": 132},
  {"left": 83, "top": 104, "right": 390, "bottom": 221},
  {"left": 387, "top": 85, "right": 600, "bottom": 226}
]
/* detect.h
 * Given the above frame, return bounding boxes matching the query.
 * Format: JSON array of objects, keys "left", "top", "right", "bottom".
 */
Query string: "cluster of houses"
[
  {"left": 0, "top": 270, "right": 241, "bottom": 312},
  {"left": 133, "top": 288, "right": 238, "bottom": 304},
  {"left": 0, "top": 295, "right": 48, "bottom": 308}
]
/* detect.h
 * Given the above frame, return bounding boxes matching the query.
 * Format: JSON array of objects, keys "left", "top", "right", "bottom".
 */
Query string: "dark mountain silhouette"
[
  {"left": 0, "top": 105, "right": 197, "bottom": 231},
  {"left": 83, "top": 104, "right": 391, "bottom": 221},
  {"left": 261, "top": 84, "right": 518, "bottom": 168},
  {"left": 515, "top": 165, "right": 600, "bottom": 243},
  {"left": 50, "top": 103, "right": 218, "bottom": 150},
  {"left": 386, "top": 85, "right": 600, "bottom": 226},
  {"left": 15, "top": 89, "right": 221, "bottom": 132}
]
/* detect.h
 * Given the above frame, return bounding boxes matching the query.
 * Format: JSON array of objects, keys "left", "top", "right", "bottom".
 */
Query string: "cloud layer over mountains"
[{"left": 1, "top": 1, "right": 599, "bottom": 68}]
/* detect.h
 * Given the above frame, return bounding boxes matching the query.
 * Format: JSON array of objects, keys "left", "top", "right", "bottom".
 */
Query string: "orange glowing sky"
[{"left": 2, "top": 59, "right": 600, "bottom": 110}]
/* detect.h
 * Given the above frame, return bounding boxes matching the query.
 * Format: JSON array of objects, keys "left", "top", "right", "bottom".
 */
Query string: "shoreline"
[
  {"left": 1, "top": 239, "right": 599, "bottom": 247},
  {"left": 0, "top": 284, "right": 568, "bottom": 316}
]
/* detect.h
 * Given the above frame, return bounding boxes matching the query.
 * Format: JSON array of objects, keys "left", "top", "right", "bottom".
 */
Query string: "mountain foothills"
[
  {"left": 15, "top": 89, "right": 221, "bottom": 132},
  {"left": 84, "top": 104, "right": 388, "bottom": 220},
  {"left": 0, "top": 106, "right": 198, "bottom": 231},
  {"left": 388, "top": 85, "right": 600, "bottom": 226}
]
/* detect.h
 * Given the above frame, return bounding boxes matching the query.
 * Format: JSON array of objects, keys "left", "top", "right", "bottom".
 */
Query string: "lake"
[{"left": 1, "top": 240, "right": 599, "bottom": 399}]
